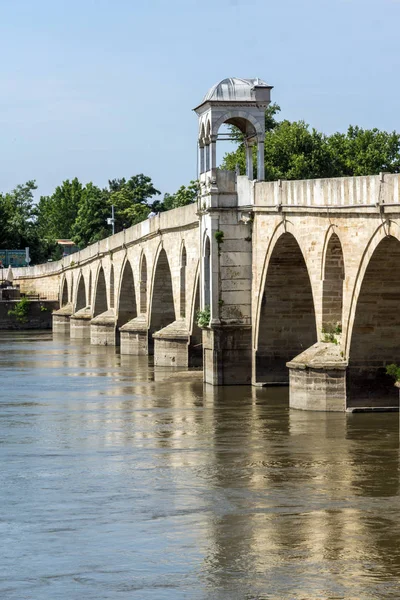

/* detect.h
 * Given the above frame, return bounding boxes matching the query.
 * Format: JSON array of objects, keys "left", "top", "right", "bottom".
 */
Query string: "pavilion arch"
[
  {"left": 255, "top": 231, "right": 318, "bottom": 384},
  {"left": 60, "top": 276, "right": 68, "bottom": 307},
  {"left": 321, "top": 230, "right": 345, "bottom": 332},
  {"left": 75, "top": 271, "right": 86, "bottom": 313},
  {"left": 212, "top": 111, "right": 262, "bottom": 139},
  {"left": 199, "top": 121, "right": 206, "bottom": 143},
  {"left": 139, "top": 251, "right": 147, "bottom": 314},
  {"left": 93, "top": 264, "right": 108, "bottom": 317},
  {"left": 117, "top": 257, "right": 137, "bottom": 328},
  {"left": 180, "top": 243, "right": 187, "bottom": 318},
  {"left": 149, "top": 245, "right": 176, "bottom": 350},
  {"left": 347, "top": 233, "right": 400, "bottom": 408}
]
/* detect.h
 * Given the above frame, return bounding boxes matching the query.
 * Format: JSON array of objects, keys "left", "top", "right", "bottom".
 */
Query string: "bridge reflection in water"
[{"left": 1, "top": 331, "right": 399, "bottom": 600}]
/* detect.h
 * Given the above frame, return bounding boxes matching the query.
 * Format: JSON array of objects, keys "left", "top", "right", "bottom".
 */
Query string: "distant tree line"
[
  {"left": 0, "top": 175, "right": 198, "bottom": 264},
  {"left": 2, "top": 107, "right": 400, "bottom": 264}
]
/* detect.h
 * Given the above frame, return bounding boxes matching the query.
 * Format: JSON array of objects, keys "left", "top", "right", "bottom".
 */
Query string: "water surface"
[{"left": 0, "top": 331, "right": 399, "bottom": 599}]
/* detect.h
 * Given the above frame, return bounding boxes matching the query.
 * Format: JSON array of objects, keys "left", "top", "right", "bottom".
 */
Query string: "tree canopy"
[
  {"left": 0, "top": 173, "right": 198, "bottom": 264},
  {"left": 221, "top": 104, "right": 400, "bottom": 180}
]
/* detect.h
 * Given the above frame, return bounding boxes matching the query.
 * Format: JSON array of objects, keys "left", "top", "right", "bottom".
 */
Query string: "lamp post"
[{"left": 107, "top": 205, "right": 115, "bottom": 236}]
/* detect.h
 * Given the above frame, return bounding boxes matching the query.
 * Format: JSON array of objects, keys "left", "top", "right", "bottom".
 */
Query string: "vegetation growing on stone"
[
  {"left": 386, "top": 364, "right": 400, "bottom": 382},
  {"left": 196, "top": 306, "right": 210, "bottom": 328},
  {"left": 8, "top": 297, "right": 30, "bottom": 324}
]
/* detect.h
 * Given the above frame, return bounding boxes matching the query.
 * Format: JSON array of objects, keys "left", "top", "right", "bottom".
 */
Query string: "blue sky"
[{"left": 1, "top": 0, "right": 400, "bottom": 199}]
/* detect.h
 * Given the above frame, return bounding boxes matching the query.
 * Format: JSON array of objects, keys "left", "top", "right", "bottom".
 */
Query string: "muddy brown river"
[{"left": 0, "top": 331, "right": 399, "bottom": 599}]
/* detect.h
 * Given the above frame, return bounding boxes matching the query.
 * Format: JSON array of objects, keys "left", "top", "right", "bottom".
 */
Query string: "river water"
[{"left": 1, "top": 331, "right": 400, "bottom": 600}]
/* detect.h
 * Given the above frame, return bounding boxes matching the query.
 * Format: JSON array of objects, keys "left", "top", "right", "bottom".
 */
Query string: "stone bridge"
[{"left": 11, "top": 78, "right": 400, "bottom": 412}]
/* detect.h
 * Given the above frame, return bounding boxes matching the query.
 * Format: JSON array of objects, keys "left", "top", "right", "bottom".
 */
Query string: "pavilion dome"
[{"left": 202, "top": 77, "right": 271, "bottom": 103}]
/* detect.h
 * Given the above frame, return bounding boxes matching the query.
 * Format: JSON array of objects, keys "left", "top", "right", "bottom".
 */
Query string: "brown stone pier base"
[
  {"left": 70, "top": 307, "right": 92, "bottom": 339},
  {"left": 52, "top": 303, "right": 73, "bottom": 334},
  {"left": 203, "top": 326, "right": 252, "bottom": 385},
  {"left": 153, "top": 319, "right": 189, "bottom": 367},
  {"left": 287, "top": 343, "right": 347, "bottom": 411},
  {"left": 90, "top": 309, "right": 117, "bottom": 346},
  {"left": 119, "top": 315, "right": 148, "bottom": 355}
]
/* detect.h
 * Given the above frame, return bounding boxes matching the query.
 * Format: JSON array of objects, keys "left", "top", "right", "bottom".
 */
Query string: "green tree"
[
  {"left": 109, "top": 174, "right": 160, "bottom": 229},
  {"left": 71, "top": 183, "right": 111, "bottom": 248},
  {"left": 221, "top": 105, "right": 400, "bottom": 180},
  {"left": 36, "top": 178, "right": 84, "bottom": 242},
  {"left": 327, "top": 126, "right": 400, "bottom": 176},
  {"left": 0, "top": 181, "right": 45, "bottom": 262},
  {"left": 161, "top": 180, "right": 199, "bottom": 211}
]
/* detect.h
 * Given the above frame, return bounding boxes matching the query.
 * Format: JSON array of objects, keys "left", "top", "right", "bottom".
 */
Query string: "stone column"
[
  {"left": 199, "top": 143, "right": 205, "bottom": 174},
  {"left": 245, "top": 143, "right": 253, "bottom": 180},
  {"left": 257, "top": 139, "right": 265, "bottom": 181},
  {"left": 205, "top": 143, "right": 210, "bottom": 172},
  {"left": 210, "top": 135, "right": 217, "bottom": 175}
]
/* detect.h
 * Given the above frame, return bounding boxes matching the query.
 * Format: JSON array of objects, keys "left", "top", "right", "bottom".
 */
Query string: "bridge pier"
[
  {"left": 119, "top": 315, "right": 148, "bottom": 355},
  {"left": 287, "top": 343, "right": 347, "bottom": 411},
  {"left": 153, "top": 320, "right": 190, "bottom": 367},
  {"left": 70, "top": 307, "right": 92, "bottom": 339},
  {"left": 52, "top": 303, "right": 73, "bottom": 334},
  {"left": 90, "top": 310, "right": 118, "bottom": 346},
  {"left": 203, "top": 327, "right": 252, "bottom": 385}
]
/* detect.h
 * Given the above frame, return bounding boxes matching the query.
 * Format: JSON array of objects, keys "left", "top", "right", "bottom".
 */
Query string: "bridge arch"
[
  {"left": 322, "top": 230, "right": 345, "bottom": 332},
  {"left": 60, "top": 276, "right": 68, "bottom": 306},
  {"left": 75, "top": 271, "right": 86, "bottom": 312},
  {"left": 188, "top": 264, "right": 202, "bottom": 366},
  {"left": 149, "top": 245, "right": 176, "bottom": 348},
  {"left": 88, "top": 270, "right": 92, "bottom": 307},
  {"left": 139, "top": 251, "right": 147, "bottom": 314},
  {"left": 203, "top": 234, "right": 211, "bottom": 309},
  {"left": 255, "top": 230, "right": 317, "bottom": 384},
  {"left": 180, "top": 243, "right": 187, "bottom": 318},
  {"left": 345, "top": 222, "right": 400, "bottom": 354},
  {"left": 93, "top": 263, "right": 107, "bottom": 317},
  {"left": 109, "top": 264, "right": 115, "bottom": 309},
  {"left": 117, "top": 257, "right": 137, "bottom": 328},
  {"left": 347, "top": 231, "right": 400, "bottom": 407}
]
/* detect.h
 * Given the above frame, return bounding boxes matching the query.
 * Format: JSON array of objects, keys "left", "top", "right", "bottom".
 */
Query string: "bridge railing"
[
  {"left": 254, "top": 173, "right": 400, "bottom": 208},
  {"left": 10, "top": 202, "right": 199, "bottom": 278}
]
